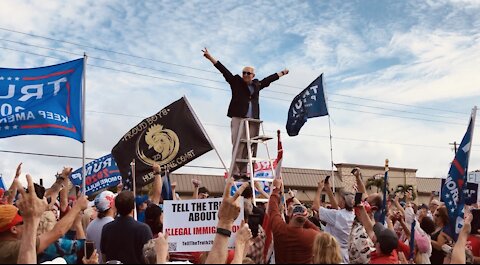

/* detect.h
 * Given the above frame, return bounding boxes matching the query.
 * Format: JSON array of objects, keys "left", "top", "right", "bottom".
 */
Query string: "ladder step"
[
  {"left": 253, "top": 178, "right": 274, "bottom": 182},
  {"left": 243, "top": 118, "right": 263, "bottom": 123},
  {"left": 240, "top": 139, "right": 264, "bottom": 144},
  {"left": 235, "top": 158, "right": 273, "bottom": 163},
  {"left": 251, "top": 135, "right": 273, "bottom": 141}
]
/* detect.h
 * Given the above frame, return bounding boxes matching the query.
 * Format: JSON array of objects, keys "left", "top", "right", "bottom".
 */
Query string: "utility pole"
[{"left": 449, "top": 141, "right": 458, "bottom": 153}]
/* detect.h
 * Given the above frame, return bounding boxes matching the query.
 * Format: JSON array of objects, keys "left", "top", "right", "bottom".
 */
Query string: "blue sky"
[{"left": 0, "top": 0, "right": 479, "bottom": 187}]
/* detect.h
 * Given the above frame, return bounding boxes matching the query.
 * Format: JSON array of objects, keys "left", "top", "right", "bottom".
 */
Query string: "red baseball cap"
[{"left": 0, "top": 205, "right": 23, "bottom": 233}]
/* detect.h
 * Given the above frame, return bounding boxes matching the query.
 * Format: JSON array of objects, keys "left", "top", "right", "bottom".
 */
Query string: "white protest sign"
[
  {"left": 467, "top": 171, "right": 480, "bottom": 184},
  {"left": 163, "top": 197, "right": 244, "bottom": 252}
]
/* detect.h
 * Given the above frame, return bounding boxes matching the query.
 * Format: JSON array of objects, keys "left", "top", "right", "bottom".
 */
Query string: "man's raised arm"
[{"left": 202, "top": 47, "right": 217, "bottom": 64}]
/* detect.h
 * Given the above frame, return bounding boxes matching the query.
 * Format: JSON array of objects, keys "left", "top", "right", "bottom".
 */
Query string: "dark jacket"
[{"left": 214, "top": 61, "right": 279, "bottom": 119}]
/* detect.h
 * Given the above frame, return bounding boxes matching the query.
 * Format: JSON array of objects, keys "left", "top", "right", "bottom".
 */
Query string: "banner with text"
[
  {"left": 441, "top": 179, "right": 479, "bottom": 205},
  {"left": 70, "top": 154, "right": 121, "bottom": 196},
  {"left": 112, "top": 97, "right": 213, "bottom": 187},
  {"left": 0, "top": 58, "right": 84, "bottom": 142},
  {"left": 163, "top": 198, "right": 244, "bottom": 252}
]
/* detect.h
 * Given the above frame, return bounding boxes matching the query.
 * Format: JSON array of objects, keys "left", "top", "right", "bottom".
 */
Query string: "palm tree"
[
  {"left": 366, "top": 174, "right": 386, "bottom": 193},
  {"left": 395, "top": 184, "right": 417, "bottom": 201}
]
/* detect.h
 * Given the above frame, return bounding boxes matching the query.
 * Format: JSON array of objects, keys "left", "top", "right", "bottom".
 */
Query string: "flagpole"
[
  {"left": 323, "top": 74, "right": 336, "bottom": 192},
  {"left": 82, "top": 53, "right": 87, "bottom": 196},
  {"left": 328, "top": 115, "right": 335, "bottom": 192},
  {"left": 131, "top": 159, "right": 137, "bottom": 221},
  {"left": 467, "top": 106, "right": 477, "bottom": 170},
  {"left": 183, "top": 96, "right": 229, "bottom": 174}
]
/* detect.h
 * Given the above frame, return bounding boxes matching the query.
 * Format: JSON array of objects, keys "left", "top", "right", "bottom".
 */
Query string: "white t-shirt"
[
  {"left": 318, "top": 207, "right": 355, "bottom": 264},
  {"left": 86, "top": 216, "right": 114, "bottom": 263}
]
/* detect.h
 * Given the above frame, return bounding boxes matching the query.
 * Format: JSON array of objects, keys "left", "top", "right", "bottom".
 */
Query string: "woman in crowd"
[{"left": 312, "top": 233, "right": 342, "bottom": 264}]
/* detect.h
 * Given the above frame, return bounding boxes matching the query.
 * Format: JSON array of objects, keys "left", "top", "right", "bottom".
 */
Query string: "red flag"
[{"left": 262, "top": 130, "right": 283, "bottom": 263}]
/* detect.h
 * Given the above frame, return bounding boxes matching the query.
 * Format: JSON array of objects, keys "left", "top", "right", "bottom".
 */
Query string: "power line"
[
  {"left": 329, "top": 99, "right": 461, "bottom": 121},
  {"left": 0, "top": 27, "right": 472, "bottom": 116},
  {"left": 0, "top": 38, "right": 229, "bottom": 85},
  {"left": 84, "top": 109, "right": 453, "bottom": 149},
  {"left": 327, "top": 93, "right": 469, "bottom": 115},
  {"left": 1, "top": 45, "right": 473, "bottom": 128},
  {"left": 0, "top": 149, "right": 224, "bottom": 170},
  {"left": 0, "top": 27, "right": 219, "bottom": 74}
]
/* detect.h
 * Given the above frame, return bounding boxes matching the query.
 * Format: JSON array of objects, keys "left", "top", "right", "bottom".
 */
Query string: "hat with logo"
[
  {"left": 291, "top": 204, "right": 308, "bottom": 219},
  {"left": 95, "top": 191, "right": 116, "bottom": 212},
  {"left": 0, "top": 204, "right": 23, "bottom": 232}
]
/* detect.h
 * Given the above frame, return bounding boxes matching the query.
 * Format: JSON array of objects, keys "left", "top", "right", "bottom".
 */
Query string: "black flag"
[{"left": 112, "top": 97, "right": 213, "bottom": 187}]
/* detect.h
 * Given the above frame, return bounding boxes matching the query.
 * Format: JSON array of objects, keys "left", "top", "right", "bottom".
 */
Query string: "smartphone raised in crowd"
[
  {"left": 471, "top": 209, "right": 480, "bottom": 235},
  {"left": 26, "top": 183, "right": 45, "bottom": 199},
  {"left": 325, "top": 176, "right": 331, "bottom": 184},
  {"left": 85, "top": 240, "right": 95, "bottom": 259},
  {"left": 354, "top": 192, "right": 363, "bottom": 206}
]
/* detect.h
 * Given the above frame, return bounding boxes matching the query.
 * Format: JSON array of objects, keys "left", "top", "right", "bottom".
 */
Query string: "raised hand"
[
  {"left": 192, "top": 179, "right": 201, "bottom": 188},
  {"left": 218, "top": 179, "right": 248, "bottom": 225},
  {"left": 15, "top": 162, "right": 23, "bottom": 178},
  {"left": 235, "top": 221, "right": 252, "bottom": 246},
  {"left": 154, "top": 233, "right": 169, "bottom": 264},
  {"left": 82, "top": 249, "right": 99, "bottom": 264},
  {"left": 317, "top": 180, "right": 325, "bottom": 192},
  {"left": 152, "top": 163, "right": 161, "bottom": 174},
  {"left": 201, "top": 47, "right": 217, "bottom": 64},
  {"left": 16, "top": 174, "right": 48, "bottom": 221}
]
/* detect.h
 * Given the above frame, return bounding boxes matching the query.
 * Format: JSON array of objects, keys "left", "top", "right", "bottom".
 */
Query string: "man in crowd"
[
  {"left": 268, "top": 178, "right": 320, "bottom": 264},
  {"left": 202, "top": 47, "right": 289, "bottom": 179},
  {"left": 314, "top": 178, "right": 355, "bottom": 264},
  {"left": 101, "top": 190, "right": 153, "bottom": 264},
  {"left": 86, "top": 190, "right": 116, "bottom": 263}
]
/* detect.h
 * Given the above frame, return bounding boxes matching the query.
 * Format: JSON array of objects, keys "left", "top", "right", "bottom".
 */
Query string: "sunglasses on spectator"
[{"left": 242, "top": 71, "right": 253, "bottom": 76}]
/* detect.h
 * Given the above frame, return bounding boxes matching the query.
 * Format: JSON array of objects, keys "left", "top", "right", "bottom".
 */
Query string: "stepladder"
[{"left": 228, "top": 118, "right": 281, "bottom": 206}]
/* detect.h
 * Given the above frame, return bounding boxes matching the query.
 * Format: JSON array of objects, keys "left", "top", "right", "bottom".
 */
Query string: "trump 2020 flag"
[
  {"left": 0, "top": 59, "right": 84, "bottom": 142},
  {"left": 286, "top": 74, "right": 328, "bottom": 136},
  {"left": 112, "top": 97, "right": 213, "bottom": 188},
  {"left": 441, "top": 107, "right": 477, "bottom": 239},
  {"left": 69, "top": 154, "right": 122, "bottom": 196}
]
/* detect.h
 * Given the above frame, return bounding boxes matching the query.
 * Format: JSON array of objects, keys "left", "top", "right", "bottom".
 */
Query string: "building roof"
[
  {"left": 335, "top": 163, "right": 417, "bottom": 172},
  {"left": 171, "top": 167, "right": 343, "bottom": 196}
]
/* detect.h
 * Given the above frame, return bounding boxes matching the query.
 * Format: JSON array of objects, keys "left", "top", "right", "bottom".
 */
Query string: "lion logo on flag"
[{"left": 136, "top": 124, "right": 180, "bottom": 166}]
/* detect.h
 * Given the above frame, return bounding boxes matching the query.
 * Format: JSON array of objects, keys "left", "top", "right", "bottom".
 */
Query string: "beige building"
[{"left": 169, "top": 162, "right": 444, "bottom": 205}]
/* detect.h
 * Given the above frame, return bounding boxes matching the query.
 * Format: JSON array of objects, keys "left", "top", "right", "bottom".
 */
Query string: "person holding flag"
[
  {"left": 441, "top": 106, "right": 477, "bottom": 241},
  {"left": 202, "top": 47, "right": 289, "bottom": 179}
]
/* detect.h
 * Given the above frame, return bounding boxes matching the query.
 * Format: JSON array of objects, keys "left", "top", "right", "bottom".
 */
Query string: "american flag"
[{"left": 441, "top": 107, "right": 477, "bottom": 240}]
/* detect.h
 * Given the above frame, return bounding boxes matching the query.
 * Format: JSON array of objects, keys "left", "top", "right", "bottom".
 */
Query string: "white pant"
[{"left": 230, "top": 117, "right": 259, "bottom": 175}]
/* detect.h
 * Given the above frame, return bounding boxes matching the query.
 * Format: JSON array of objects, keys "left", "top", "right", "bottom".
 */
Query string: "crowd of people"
[{"left": 0, "top": 162, "right": 479, "bottom": 264}]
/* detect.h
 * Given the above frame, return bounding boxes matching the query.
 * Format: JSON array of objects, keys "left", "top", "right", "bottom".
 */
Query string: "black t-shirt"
[{"left": 101, "top": 216, "right": 153, "bottom": 264}]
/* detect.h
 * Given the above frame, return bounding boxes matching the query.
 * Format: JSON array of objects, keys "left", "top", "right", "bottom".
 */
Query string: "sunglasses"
[{"left": 242, "top": 71, "right": 253, "bottom": 76}]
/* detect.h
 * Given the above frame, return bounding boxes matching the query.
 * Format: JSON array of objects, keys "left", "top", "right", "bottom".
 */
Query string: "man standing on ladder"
[{"left": 202, "top": 47, "right": 289, "bottom": 179}]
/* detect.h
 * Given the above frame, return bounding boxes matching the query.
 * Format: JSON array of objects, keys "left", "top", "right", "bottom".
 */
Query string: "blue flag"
[
  {"left": 441, "top": 109, "right": 476, "bottom": 239},
  {"left": 70, "top": 154, "right": 122, "bottom": 196},
  {"left": 286, "top": 74, "right": 328, "bottom": 136},
  {"left": 162, "top": 171, "right": 173, "bottom": 200},
  {"left": 0, "top": 58, "right": 84, "bottom": 142},
  {"left": 0, "top": 175, "right": 5, "bottom": 191}
]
